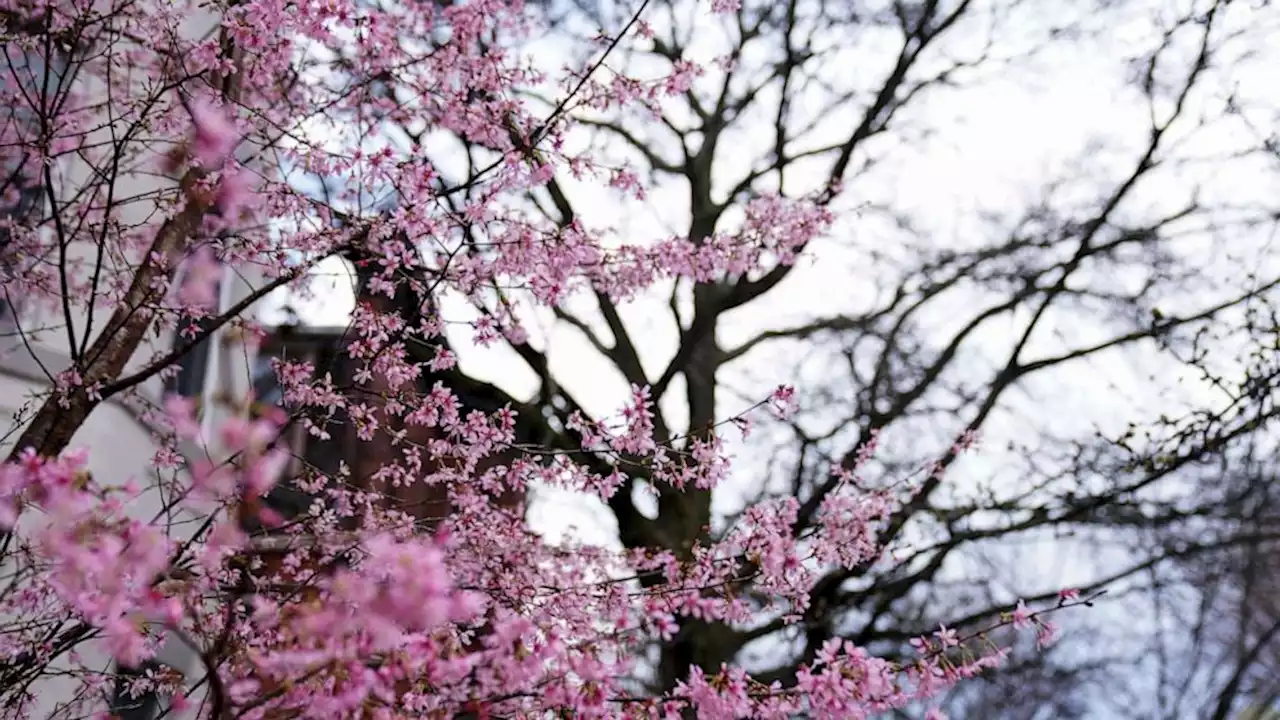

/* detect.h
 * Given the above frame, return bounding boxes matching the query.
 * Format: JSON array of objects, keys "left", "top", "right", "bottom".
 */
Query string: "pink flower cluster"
[
  {"left": 0, "top": 0, "right": 1090, "bottom": 716},
  {"left": 0, "top": 450, "right": 177, "bottom": 666},
  {"left": 0, "top": 401, "right": 1051, "bottom": 717}
]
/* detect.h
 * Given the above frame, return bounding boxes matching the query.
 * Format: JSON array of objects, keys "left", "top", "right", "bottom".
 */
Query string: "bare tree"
[{"left": 1080, "top": 291, "right": 1280, "bottom": 719}]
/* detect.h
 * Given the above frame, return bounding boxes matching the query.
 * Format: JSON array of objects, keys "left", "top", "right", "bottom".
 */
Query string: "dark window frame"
[
  {"left": 0, "top": 42, "right": 64, "bottom": 332},
  {"left": 107, "top": 659, "right": 169, "bottom": 720},
  {"left": 163, "top": 255, "right": 225, "bottom": 403},
  {"left": 1, "top": 29, "right": 88, "bottom": 343},
  {"left": 244, "top": 334, "right": 351, "bottom": 533}
]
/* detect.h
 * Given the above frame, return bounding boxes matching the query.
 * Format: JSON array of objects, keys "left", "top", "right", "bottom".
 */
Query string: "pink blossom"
[
  {"left": 189, "top": 98, "right": 239, "bottom": 167},
  {"left": 176, "top": 245, "right": 222, "bottom": 310},
  {"left": 934, "top": 624, "right": 959, "bottom": 648},
  {"left": 770, "top": 384, "right": 798, "bottom": 418},
  {"left": 953, "top": 429, "right": 981, "bottom": 453},
  {"left": 1011, "top": 599, "right": 1033, "bottom": 629},
  {"left": 163, "top": 394, "right": 201, "bottom": 439},
  {"left": 214, "top": 166, "right": 256, "bottom": 219},
  {"left": 0, "top": 1, "right": 1089, "bottom": 714},
  {"left": 1037, "top": 620, "right": 1060, "bottom": 648},
  {"left": 663, "top": 60, "right": 703, "bottom": 96}
]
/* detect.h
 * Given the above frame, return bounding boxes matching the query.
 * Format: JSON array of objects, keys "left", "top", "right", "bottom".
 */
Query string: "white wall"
[
  {"left": 10, "top": 3, "right": 267, "bottom": 386},
  {"left": 0, "top": 3, "right": 261, "bottom": 716}
]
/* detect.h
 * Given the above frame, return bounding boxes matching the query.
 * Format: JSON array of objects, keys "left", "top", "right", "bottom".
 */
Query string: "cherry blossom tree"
[{"left": 0, "top": 0, "right": 1088, "bottom": 717}]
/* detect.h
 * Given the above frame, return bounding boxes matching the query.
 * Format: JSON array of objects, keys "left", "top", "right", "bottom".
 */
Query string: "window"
[
  {"left": 0, "top": 161, "right": 42, "bottom": 277},
  {"left": 241, "top": 334, "right": 352, "bottom": 533},
  {"left": 248, "top": 346, "right": 313, "bottom": 525},
  {"left": 108, "top": 660, "right": 168, "bottom": 720},
  {"left": 246, "top": 326, "right": 528, "bottom": 528},
  {"left": 1, "top": 33, "right": 71, "bottom": 331},
  {"left": 0, "top": 49, "right": 54, "bottom": 332},
  {"left": 165, "top": 315, "right": 216, "bottom": 399},
  {"left": 164, "top": 255, "right": 227, "bottom": 406}
]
